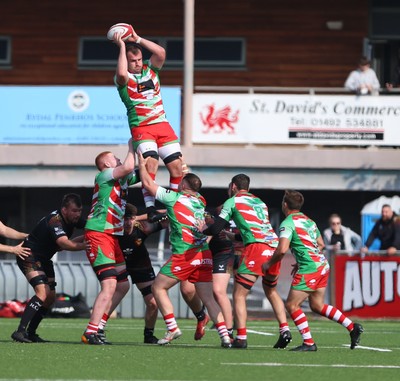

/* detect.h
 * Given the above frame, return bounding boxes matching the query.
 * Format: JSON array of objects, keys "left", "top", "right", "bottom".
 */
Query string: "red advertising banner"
[{"left": 334, "top": 255, "right": 400, "bottom": 318}]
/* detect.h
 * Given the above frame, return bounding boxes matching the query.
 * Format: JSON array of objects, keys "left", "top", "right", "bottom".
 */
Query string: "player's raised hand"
[{"left": 137, "top": 151, "right": 149, "bottom": 168}]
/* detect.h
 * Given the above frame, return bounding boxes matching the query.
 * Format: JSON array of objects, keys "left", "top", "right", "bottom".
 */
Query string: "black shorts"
[
  {"left": 233, "top": 254, "right": 241, "bottom": 270},
  {"left": 126, "top": 267, "right": 156, "bottom": 284},
  {"left": 17, "top": 255, "right": 55, "bottom": 279},
  {"left": 213, "top": 252, "right": 235, "bottom": 274}
]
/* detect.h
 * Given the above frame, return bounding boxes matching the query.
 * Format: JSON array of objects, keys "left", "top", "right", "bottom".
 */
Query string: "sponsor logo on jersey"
[
  {"left": 248, "top": 260, "right": 255, "bottom": 267},
  {"left": 55, "top": 228, "right": 65, "bottom": 236},
  {"left": 190, "top": 258, "right": 212, "bottom": 266},
  {"left": 174, "top": 266, "right": 182, "bottom": 272}
]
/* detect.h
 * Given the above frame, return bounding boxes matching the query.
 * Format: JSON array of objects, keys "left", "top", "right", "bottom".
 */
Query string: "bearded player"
[{"left": 113, "top": 28, "right": 185, "bottom": 223}]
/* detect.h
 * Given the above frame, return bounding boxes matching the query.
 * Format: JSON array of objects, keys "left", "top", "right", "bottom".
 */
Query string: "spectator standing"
[
  {"left": 361, "top": 204, "right": 397, "bottom": 255},
  {"left": 323, "top": 213, "right": 362, "bottom": 253},
  {"left": 345, "top": 56, "right": 380, "bottom": 95},
  {"left": 388, "top": 216, "right": 400, "bottom": 255}
]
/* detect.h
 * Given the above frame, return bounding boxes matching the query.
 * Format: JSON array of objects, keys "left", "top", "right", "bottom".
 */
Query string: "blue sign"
[{"left": 0, "top": 86, "right": 181, "bottom": 144}]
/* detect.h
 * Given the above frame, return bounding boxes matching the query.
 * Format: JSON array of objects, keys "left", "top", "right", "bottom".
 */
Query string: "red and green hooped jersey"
[
  {"left": 279, "top": 212, "right": 329, "bottom": 274},
  {"left": 115, "top": 61, "right": 168, "bottom": 127},
  {"left": 219, "top": 190, "right": 278, "bottom": 247},
  {"left": 156, "top": 187, "right": 208, "bottom": 254},
  {"left": 85, "top": 168, "right": 139, "bottom": 236}
]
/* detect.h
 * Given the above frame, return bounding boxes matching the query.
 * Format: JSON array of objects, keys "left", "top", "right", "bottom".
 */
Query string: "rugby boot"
[
  {"left": 290, "top": 343, "right": 317, "bottom": 352},
  {"left": 27, "top": 332, "right": 49, "bottom": 343},
  {"left": 11, "top": 330, "right": 32, "bottom": 343},
  {"left": 232, "top": 338, "right": 248, "bottom": 349},
  {"left": 194, "top": 314, "right": 210, "bottom": 340},
  {"left": 273, "top": 330, "right": 292, "bottom": 349},
  {"left": 221, "top": 335, "right": 232, "bottom": 348},
  {"left": 157, "top": 328, "right": 182, "bottom": 345},
  {"left": 97, "top": 329, "right": 112, "bottom": 345},
  {"left": 350, "top": 323, "right": 364, "bottom": 349},
  {"left": 144, "top": 335, "right": 159, "bottom": 344},
  {"left": 81, "top": 332, "right": 105, "bottom": 345}
]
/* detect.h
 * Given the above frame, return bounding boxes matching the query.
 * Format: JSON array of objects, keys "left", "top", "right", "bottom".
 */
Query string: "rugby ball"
[{"left": 107, "top": 23, "right": 133, "bottom": 41}]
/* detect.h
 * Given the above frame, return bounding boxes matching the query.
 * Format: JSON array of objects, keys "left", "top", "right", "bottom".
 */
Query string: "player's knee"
[
  {"left": 46, "top": 291, "right": 57, "bottom": 306},
  {"left": 150, "top": 282, "right": 159, "bottom": 296},
  {"left": 146, "top": 297, "right": 158, "bottom": 313},
  {"left": 212, "top": 288, "right": 223, "bottom": 299},
  {"left": 285, "top": 300, "right": 297, "bottom": 314},
  {"left": 309, "top": 300, "right": 323, "bottom": 314},
  {"left": 163, "top": 152, "right": 182, "bottom": 165}
]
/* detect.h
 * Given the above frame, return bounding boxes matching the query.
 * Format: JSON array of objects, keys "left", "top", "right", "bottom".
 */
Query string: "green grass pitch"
[{"left": 0, "top": 317, "right": 399, "bottom": 381}]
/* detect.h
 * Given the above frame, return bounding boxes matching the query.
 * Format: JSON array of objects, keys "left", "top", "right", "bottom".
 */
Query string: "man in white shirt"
[{"left": 344, "top": 56, "right": 380, "bottom": 95}]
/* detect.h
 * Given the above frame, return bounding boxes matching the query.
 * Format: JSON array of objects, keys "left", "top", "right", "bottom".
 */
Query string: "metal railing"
[
  {"left": 0, "top": 260, "right": 193, "bottom": 319},
  {"left": 194, "top": 86, "right": 400, "bottom": 95}
]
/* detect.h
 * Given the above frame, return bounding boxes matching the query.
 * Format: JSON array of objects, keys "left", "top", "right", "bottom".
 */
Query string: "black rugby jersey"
[
  {"left": 23, "top": 210, "right": 86, "bottom": 259},
  {"left": 119, "top": 221, "right": 163, "bottom": 270}
]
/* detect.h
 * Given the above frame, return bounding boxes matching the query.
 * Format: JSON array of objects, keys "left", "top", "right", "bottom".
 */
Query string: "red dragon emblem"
[{"left": 200, "top": 104, "right": 239, "bottom": 134}]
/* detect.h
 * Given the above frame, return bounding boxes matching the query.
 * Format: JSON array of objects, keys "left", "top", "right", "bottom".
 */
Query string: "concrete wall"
[{"left": 1, "top": 144, "right": 399, "bottom": 191}]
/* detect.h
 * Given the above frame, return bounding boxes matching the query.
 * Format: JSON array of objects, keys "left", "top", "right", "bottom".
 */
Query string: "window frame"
[
  {"left": 78, "top": 36, "right": 246, "bottom": 70},
  {"left": 0, "top": 36, "right": 12, "bottom": 67}
]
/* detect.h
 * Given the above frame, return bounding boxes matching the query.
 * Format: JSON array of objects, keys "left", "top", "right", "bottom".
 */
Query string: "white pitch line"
[
  {"left": 246, "top": 329, "right": 274, "bottom": 336},
  {"left": 341, "top": 344, "right": 392, "bottom": 352},
  {"left": 221, "top": 363, "right": 400, "bottom": 369}
]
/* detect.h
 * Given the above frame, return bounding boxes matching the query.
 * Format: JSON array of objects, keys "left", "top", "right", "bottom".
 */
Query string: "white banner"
[{"left": 192, "top": 93, "right": 400, "bottom": 146}]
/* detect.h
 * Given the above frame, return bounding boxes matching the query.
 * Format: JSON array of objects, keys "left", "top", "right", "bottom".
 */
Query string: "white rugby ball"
[{"left": 107, "top": 23, "right": 133, "bottom": 41}]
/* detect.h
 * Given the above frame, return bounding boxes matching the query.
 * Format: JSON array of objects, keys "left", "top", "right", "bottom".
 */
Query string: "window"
[
  {"left": 0, "top": 36, "right": 11, "bottom": 67},
  {"left": 78, "top": 37, "right": 154, "bottom": 68},
  {"left": 163, "top": 37, "right": 246, "bottom": 68},
  {"left": 370, "top": 10, "right": 400, "bottom": 38},
  {"left": 78, "top": 36, "right": 246, "bottom": 69},
  {"left": 369, "top": 1, "right": 400, "bottom": 38}
]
